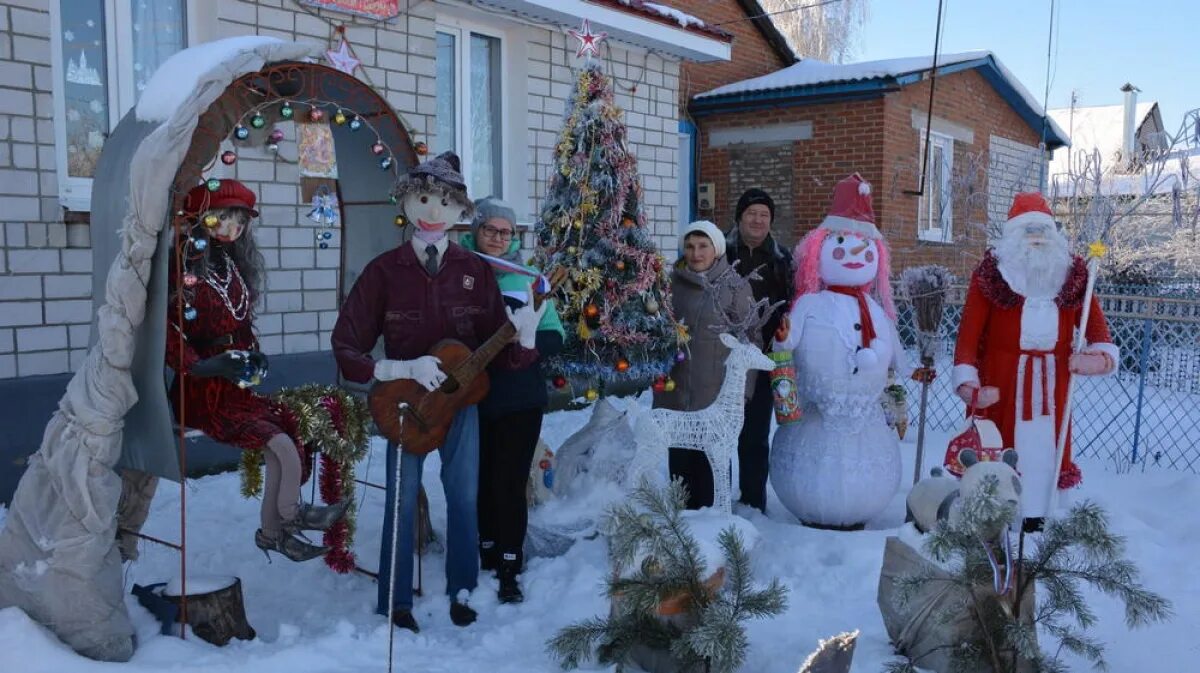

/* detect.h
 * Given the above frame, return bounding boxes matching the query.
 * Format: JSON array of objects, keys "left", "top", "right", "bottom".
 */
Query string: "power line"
[{"left": 710, "top": 0, "right": 846, "bottom": 28}]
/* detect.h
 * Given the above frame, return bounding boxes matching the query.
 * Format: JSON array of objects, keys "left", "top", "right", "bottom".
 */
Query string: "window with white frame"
[
  {"left": 435, "top": 24, "right": 503, "bottom": 200},
  {"left": 917, "top": 131, "right": 954, "bottom": 242},
  {"left": 50, "top": 0, "right": 189, "bottom": 211}
]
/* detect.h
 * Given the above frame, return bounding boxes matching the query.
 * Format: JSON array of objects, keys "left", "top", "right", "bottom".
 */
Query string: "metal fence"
[{"left": 894, "top": 284, "right": 1200, "bottom": 474}]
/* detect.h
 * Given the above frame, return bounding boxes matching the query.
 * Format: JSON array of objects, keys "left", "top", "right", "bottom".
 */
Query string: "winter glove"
[
  {"left": 190, "top": 351, "right": 247, "bottom": 381},
  {"left": 374, "top": 356, "right": 446, "bottom": 392},
  {"left": 506, "top": 303, "right": 547, "bottom": 350},
  {"left": 955, "top": 383, "right": 1000, "bottom": 409},
  {"left": 1069, "top": 351, "right": 1113, "bottom": 376}
]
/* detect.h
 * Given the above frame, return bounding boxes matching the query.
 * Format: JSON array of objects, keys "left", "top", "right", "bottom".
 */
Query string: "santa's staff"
[{"left": 1047, "top": 240, "right": 1108, "bottom": 514}]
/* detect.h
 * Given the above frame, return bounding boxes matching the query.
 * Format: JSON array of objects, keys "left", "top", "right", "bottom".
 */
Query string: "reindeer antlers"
[{"left": 703, "top": 262, "right": 784, "bottom": 343}]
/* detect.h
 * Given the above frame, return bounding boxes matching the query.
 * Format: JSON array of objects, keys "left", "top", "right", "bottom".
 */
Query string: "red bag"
[{"left": 943, "top": 389, "right": 1007, "bottom": 477}]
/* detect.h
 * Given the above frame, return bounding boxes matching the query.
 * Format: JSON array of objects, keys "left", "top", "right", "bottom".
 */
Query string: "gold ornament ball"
[
  {"left": 663, "top": 379, "right": 676, "bottom": 392},
  {"left": 394, "top": 215, "right": 407, "bottom": 227},
  {"left": 567, "top": 246, "right": 578, "bottom": 255},
  {"left": 585, "top": 388, "right": 599, "bottom": 402},
  {"left": 203, "top": 214, "right": 219, "bottom": 228}
]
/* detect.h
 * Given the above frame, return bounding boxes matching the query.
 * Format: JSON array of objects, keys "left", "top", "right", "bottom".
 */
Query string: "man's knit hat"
[{"left": 735, "top": 188, "right": 775, "bottom": 223}]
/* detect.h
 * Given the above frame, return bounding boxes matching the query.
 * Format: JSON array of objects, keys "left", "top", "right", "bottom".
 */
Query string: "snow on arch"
[{"left": 136, "top": 36, "right": 316, "bottom": 123}]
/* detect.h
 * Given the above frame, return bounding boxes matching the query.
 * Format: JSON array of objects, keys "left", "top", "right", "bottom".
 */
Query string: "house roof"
[
  {"left": 473, "top": 0, "right": 732, "bottom": 61},
  {"left": 1046, "top": 101, "right": 1162, "bottom": 180},
  {"left": 735, "top": 0, "right": 799, "bottom": 66},
  {"left": 690, "top": 50, "right": 1069, "bottom": 149}
]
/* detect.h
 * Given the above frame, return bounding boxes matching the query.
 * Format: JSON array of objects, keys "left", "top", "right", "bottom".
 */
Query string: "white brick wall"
[
  {"left": 0, "top": 0, "right": 686, "bottom": 378},
  {"left": 988, "top": 135, "right": 1045, "bottom": 241}
]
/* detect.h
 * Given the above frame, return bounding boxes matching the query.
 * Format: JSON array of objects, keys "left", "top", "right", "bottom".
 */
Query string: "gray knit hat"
[
  {"left": 410, "top": 150, "right": 466, "bottom": 190},
  {"left": 470, "top": 196, "right": 521, "bottom": 262}
]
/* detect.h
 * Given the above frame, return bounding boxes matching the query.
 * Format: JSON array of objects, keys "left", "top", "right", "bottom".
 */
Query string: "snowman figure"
[{"left": 770, "top": 173, "right": 905, "bottom": 530}]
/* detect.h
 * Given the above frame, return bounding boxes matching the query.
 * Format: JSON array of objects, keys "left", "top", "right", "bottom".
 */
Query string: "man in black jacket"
[{"left": 725, "top": 188, "right": 794, "bottom": 512}]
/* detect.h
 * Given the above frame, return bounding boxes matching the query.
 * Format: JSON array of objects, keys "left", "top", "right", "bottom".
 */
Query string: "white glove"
[
  {"left": 506, "top": 303, "right": 547, "bottom": 350},
  {"left": 374, "top": 356, "right": 446, "bottom": 391}
]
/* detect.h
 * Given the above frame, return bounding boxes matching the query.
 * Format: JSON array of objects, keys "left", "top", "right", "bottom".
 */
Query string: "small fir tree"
[
  {"left": 547, "top": 479, "right": 787, "bottom": 673},
  {"left": 533, "top": 60, "right": 686, "bottom": 400},
  {"left": 887, "top": 477, "right": 1172, "bottom": 673}
]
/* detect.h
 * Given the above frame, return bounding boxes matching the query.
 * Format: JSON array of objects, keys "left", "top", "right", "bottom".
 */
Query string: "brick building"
[{"left": 689, "top": 51, "right": 1070, "bottom": 277}]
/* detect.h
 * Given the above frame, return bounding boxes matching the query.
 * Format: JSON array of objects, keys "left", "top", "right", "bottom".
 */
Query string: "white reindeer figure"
[{"left": 628, "top": 333, "right": 775, "bottom": 512}]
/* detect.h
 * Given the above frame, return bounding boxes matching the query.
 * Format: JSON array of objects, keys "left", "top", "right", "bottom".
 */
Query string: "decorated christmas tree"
[{"left": 533, "top": 55, "right": 686, "bottom": 401}]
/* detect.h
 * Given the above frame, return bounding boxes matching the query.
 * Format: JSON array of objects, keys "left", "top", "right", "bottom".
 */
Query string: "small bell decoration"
[{"left": 307, "top": 186, "right": 340, "bottom": 226}]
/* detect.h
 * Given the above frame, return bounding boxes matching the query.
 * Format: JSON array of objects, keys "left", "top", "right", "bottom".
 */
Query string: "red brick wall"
[
  {"left": 652, "top": 0, "right": 791, "bottom": 105},
  {"left": 880, "top": 68, "right": 1042, "bottom": 277},
  {"left": 695, "top": 68, "right": 1042, "bottom": 277}
]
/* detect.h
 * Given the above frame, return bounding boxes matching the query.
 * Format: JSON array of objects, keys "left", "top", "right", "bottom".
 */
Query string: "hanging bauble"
[
  {"left": 663, "top": 378, "right": 677, "bottom": 393},
  {"left": 182, "top": 273, "right": 199, "bottom": 288},
  {"left": 183, "top": 306, "right": 198, "bottom": 321},
  {"left": 675, "top": 350, "right": 687, "bottom": 363},
  {"left": 567, "top": 246, "right": 577, "bottom": 255},
  {"left": 333, "top": 110, "right": 347, "bottom": 125},
  {"left": 206, "top": 178, "right": 221, "bottom": 192},
  {"left": 552, "top": 376, "right": 567, "bottom": 389},
  {"left": 394, "top": 214, "right": 407, "bottom": 227},
  {"left": 615, "top": 358, "right": 630, "bottom": 373},
  {"left": 220, "top": 150, "right": 238, "bottom": 165},
  {"left": 614, "top": 260, "right": 625, "bottom": 271},
  {"left": 266, "top": 143, "right": 279, "bottom": 153},
  {"left": 203, "top": 214, "right": 220, "bottom": 228},
  {"left": 316, "top": 231, "right": 333, "bottom": 241},
  {"left": 380, "top": 156, "right": 393, "bottom": 170},
  {"left": 348, "top": 117, "right": 363, "bottom": 131},
  {"left": 415, "top": 141, "right": 428, "bottom": 156},
  {"left": 192, "top": 237, "right": 208, "bottom": 251},
  {"left": 583, "top": 303, "right": 600, "bottom": 319},
  {"left": 652, "top": 256, "right": 663, "bottom": 271},
  {"left": 280, "top": 102, "right": 294, "bottom": 119},
  {"left": 622, "top": 217, "right": 635, "bottom": 228},
  {"left": 318, "top": 242, "right": 329, "bottom": 249},
  {"left": 584, "top": 388, "right": 599, "bottom": 402},
  {"left": 371, "top": 142, "right": 386, "bottom": 155},
  {"left": 651, "top": 377, "right": 667, "bottom": 393},
  {"left": 573, "top": 220, "right": 583, "bottom": 230},
  {"left": 234, "top": 125, "right": 250, "bottom": 140},
  {"left": 268, "top": 128, "right": 285, "bottom": 144},
  {"left": 389, "top": 194, "right": 399, "bottom": 205},
  {"left": 250, "top": 114, "right": 266, "bottom": 129},
  {"left": 645, "top": 296, "right": 660, "bottom": 314},
  {"left": 309, "top": 107, "right": 326, "bottom": 122}
]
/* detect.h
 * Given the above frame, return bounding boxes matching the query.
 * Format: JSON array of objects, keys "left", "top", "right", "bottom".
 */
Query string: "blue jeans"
[{"left": 376, "top": 405, "right": 480, "bottom": 613}]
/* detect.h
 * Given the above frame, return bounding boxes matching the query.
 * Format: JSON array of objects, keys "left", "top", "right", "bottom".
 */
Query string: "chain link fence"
[{"left": 894, "top": 284, "right": 1200, "bottom": 475}]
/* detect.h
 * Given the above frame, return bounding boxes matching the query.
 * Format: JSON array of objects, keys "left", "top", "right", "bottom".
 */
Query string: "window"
[
  {"left": 50, "top": 0, "right": 189, "bottom": 210},
  {"left": 917, "top": 131, "right": 954, "bottom": 242},
  {"left": 435, "top": 25, "right": 503, "bottom": 200}
]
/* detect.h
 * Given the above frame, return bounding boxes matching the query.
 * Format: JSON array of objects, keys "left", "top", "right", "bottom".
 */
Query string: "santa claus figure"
[
  {"left": 952, "top": 192, "right": 1118, "bottom": 531},
  {"left": 771, "top": 173, "right": 905, "bottom": 530}
]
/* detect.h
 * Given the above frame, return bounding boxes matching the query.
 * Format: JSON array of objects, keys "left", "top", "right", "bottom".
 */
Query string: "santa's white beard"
[{"left": 994, "top": 229, "right": 1071, "bottom": 298}]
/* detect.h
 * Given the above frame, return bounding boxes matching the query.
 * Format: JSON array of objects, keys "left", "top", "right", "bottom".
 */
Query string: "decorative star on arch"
[
  {"left": 568, "top": 18, "right": 608, "bottom": 59},
  {"left": 326, "top": 38, "right": 361, "bottom": 75}
]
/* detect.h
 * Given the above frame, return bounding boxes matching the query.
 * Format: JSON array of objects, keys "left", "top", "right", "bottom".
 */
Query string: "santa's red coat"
[{"left": 952, "top": 252, "right": 1117, "bottom": 490}]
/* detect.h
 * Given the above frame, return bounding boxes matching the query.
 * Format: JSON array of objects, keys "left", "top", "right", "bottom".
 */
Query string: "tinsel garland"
[{"left": 238, "top": 384, "right": 370, "bottom": 573}]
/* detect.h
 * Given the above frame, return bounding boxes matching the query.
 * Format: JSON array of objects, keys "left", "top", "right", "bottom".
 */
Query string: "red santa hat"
[
  {"left": 818, "top": 173, "right": 881, "bottom": 239},
  {"left": 1003, "top": 192, "right": 1055, "bottom": 237}
]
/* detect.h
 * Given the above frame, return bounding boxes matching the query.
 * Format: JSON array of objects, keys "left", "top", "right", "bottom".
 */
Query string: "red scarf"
[{"left": 827, "top": 285, "right": 876, "bottom": 348}]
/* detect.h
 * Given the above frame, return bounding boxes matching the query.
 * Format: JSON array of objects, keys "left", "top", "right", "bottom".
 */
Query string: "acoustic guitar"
[{"left": 369, "top": 268, "right": 565, "bottom": 455}]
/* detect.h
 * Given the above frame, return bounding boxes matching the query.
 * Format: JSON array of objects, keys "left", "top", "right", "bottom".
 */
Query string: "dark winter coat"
[
  {"left": 725, "top": 227, "right": 794, "bottom": 348},
  {"left": 653, "top": 257, "right": 759, "bottom": 412},
  {"left": 331, "top": 241, "right": 535, "bottom": 384}
]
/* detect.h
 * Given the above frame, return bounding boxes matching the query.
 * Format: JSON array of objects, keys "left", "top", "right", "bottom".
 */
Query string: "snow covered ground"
[{"left": 0, "top": 395, "right": 1195, "bottom": 672}]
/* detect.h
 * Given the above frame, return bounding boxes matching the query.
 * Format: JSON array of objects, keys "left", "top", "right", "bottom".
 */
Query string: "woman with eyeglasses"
[{"left": 461, "top": 197, "right": 565, "bottom": 603}]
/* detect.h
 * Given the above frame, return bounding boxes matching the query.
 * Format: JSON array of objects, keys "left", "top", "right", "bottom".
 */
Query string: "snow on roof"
[
  {"left": 135, "top": 36, "right": 308, "bottom": 123},
  {"left": 641, "top": 1, "right": 704, "bottom": 29},
  {"left": 694, "top": 50, "right": 1067, "bottom": 146},
  {"left": 607, "top": 0, "right": 732, "bottom": 40},
  {"left": 1046, "top": 101, "right": 1159, "bottom": 181}
]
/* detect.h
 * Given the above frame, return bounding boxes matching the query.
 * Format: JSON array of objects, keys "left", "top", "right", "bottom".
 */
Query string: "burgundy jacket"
[{"left": 332, "top": 241, "right": 535, "bottom": 383}]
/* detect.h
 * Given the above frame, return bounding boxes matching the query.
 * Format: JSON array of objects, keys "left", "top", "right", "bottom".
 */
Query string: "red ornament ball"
[
  {"left": 615, "top": 359, "right": 630, "bottom": 373},
  {"left": 415, "top": 141, "right": 429, "bottom": 156},
  {"left": 220, "top": 150, "right": 237, "bottom": 165},
  {"left": 652, "top": 379, "right": 667, "bottom": 393},
  {"left": 614, "top": 260, "right": 626, "bottom": 271},
  {"left": 583, "top": 304, "right": 600, "bottom": 319},
  {"left": 309, "top": 107, "right": 326, "bottom": 122},
  {"left": 538, "top": 459, "right": 551, "bottom": 470},
  {"left": 552, "top": 376, "right": 567, "bottom": 389}
]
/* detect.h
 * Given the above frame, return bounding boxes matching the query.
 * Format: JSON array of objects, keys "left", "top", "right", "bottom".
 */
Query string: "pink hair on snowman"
[{"left": 792, "top": 227, "right": 896, "bottom": 319}]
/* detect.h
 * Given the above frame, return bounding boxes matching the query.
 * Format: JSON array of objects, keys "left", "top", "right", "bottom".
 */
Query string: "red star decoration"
[{"left": 568, "top": 19, "right": 608, "bottom": 59}]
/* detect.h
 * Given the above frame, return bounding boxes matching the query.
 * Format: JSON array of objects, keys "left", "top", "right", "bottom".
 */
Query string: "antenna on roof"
[{"left": 904, "top": 0, "right": 945, "bottom": 197}]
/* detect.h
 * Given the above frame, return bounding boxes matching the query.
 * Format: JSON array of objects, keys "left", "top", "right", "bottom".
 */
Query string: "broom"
[{"left": 901, "top": 265, "right": 953, "bottom": 486}]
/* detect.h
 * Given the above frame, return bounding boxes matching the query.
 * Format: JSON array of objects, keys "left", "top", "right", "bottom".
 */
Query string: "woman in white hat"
[{"left": 654, "top": 221, "right": 760, "bottom": 509}]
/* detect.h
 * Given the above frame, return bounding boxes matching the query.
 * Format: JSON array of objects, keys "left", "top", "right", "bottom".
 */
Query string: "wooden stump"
[{"left": 148, "top": 576, "right": 256, "bottom": 646}]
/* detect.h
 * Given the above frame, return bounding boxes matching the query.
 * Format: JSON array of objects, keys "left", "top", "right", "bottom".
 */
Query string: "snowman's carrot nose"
[{"left": 850, "top": 241, "right": 869, "bottom": 255}]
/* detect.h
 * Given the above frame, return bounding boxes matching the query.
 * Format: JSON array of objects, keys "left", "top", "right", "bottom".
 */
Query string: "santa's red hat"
[
  {"left": 1003, "top": 192, "right": 1055, "bottom": 237},
  {"left": 818, "top": 173, "right": 881, "bottom": 239}
]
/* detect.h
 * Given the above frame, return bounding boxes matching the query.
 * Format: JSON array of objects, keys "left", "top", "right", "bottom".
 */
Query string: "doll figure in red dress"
[{"left": 168, "top": 179, "right": 347, "bottom": 562}]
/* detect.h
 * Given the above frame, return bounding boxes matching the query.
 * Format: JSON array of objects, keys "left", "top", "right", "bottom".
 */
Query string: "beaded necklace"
[{"left": 204, "top": 252, "right": 250, "bottom": 321}]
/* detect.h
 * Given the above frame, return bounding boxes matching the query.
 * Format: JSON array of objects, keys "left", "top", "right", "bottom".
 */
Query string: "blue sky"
[{"left": 854, "top": 0, "right": 1197, "bottom": 135}]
